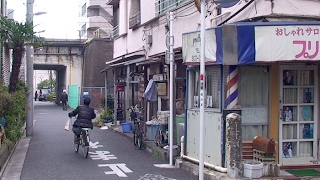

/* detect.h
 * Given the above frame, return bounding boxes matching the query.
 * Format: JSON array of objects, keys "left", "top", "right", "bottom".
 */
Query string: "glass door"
[{"left": 279, "top": 66, "right": 318, "bottom": 165}]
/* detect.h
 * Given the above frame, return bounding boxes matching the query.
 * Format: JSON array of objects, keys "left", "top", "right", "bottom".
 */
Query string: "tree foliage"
[
  {"left": 37, "top": 78, "right": 55, "bottom": 91},
  {"left": 0, "top": 16, "right": 44, "bottom": 93},
  {"left": 0, "top": 81, "right": 27, "bottom": 143}
]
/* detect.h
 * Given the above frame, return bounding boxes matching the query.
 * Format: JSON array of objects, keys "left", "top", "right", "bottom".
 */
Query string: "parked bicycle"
[
  {"left": 154, "top": 125, "right": 163, "bottom": 147},
  {"left": 154, "top": 124, "right": 168, "bottom": 147},
  {"left": 128, "top": 105, "right": 144, "bottom": 149},
  {"left": 74, "top": 128, "right": 90, "bottom": 158}
]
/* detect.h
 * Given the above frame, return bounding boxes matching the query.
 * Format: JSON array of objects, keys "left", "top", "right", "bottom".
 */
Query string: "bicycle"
[
  {"left": 133, "top": 119, "right": 144, "bottom": 149},
  {"left": 74, "top": 128, "right": 90, "bottom": 158},
  {"left": 154, "top": 126, "right": 163, "bottom": 147},
  {"left": 128, "top": 105, "right": 144, "bottom": 149}
]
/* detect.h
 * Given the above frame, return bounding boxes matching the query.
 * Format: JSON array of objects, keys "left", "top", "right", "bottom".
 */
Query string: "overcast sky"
[{"left": 7, "top": 0, "right": 80, "bottom": 39}]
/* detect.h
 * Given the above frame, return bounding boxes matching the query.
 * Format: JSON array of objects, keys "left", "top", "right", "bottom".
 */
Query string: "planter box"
[{"left": 243, "top": 161, "right": 263, "bottom": 178}]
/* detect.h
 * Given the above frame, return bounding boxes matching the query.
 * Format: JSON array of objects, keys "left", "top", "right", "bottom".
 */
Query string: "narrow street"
[{"left": 14, "top": 101, "right": 197, "bottom": 180}]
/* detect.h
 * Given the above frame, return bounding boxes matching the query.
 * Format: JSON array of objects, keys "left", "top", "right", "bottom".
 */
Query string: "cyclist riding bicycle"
[{"left": 68, "top": 97, "right": 96, "bottom": 146}]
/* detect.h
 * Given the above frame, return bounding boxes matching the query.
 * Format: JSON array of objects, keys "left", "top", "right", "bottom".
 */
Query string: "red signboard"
[{"left": 115, "top": 85, "right": 125, "bottom": 92}]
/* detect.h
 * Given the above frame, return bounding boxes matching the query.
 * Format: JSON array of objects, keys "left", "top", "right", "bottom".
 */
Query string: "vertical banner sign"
[{"left": 200, "top": 74, "right": 205, "bottom": 107}]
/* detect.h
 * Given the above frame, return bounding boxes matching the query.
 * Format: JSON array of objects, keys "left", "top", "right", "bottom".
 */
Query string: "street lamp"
[{"left": 25, "top": 0, "right": 47, "bottom": 137}]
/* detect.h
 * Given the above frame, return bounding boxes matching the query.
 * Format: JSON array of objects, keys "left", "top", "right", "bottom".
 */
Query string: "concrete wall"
[
  {"left": 34, "top": 41, "right": 84, "bottom": 102},
  {"left": 113, "top": 1, "right": 201, "bottom": 59},
  {"left": 83, "top": 38, "right": 113, "bottom": 87}
]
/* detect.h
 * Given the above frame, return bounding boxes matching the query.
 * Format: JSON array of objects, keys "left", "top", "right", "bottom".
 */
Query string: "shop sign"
[
  {"left": 115, "top": 85, "right": 125, "bottom": 92},
  {"left": 156, "top": 83, "right": 167, "bottom": 96},
  {"left": 182, "top": 29, "right": 217, "bottom": 63},
  {"left": 255, "top": 25, "right": 320, "bottom": 61},
  {"left": 153, "top": 74, "right": 167, "bottom": 81}
]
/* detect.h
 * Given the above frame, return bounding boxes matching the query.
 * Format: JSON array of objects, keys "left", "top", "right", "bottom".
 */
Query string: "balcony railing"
[
  {"left": 94, "top": 28, "right": 113, "bottom": 38},
  {"left": 129, "top": 12, "right": 141, "bottom": 29},
  {"left": 112, "top": 25, "right": 119, "bottom": 39},
  {"left": 155, "top": 0, "right": 192, "bottom": 16}
]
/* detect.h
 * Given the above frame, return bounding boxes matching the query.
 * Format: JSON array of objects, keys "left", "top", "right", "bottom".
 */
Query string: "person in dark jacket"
[
  {"left": 68, "top": 97, "right": 96, "bottom": 146},
  {"left": 34, "top": 90, "right": 38, "bottom": 101},
  {"left": 60, "top": 89, "right": 68, "bottom": 111}
]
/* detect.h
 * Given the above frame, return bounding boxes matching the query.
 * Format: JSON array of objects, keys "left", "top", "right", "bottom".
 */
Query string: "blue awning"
[{"left": 183, "top": 21, "right": 320, "bottom": 65}]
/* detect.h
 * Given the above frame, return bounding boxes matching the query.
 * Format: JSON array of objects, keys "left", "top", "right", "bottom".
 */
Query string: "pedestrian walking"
[
  {"left": 34, "top": 90, "right": 38, "bottom": 101},
  {"left": 60, "top": 89, "right": 68, "bottom": 111}
]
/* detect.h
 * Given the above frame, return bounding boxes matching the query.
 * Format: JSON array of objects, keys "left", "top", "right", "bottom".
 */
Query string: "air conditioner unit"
[{"left": 146, "top": 35, "right": 152, "bottom": 44}]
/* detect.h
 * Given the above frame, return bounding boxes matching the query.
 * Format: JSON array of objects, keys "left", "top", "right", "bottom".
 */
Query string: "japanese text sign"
[
  {"left": 255, "top": 26, "right": 320, "bottom": 61},
  {"left": 182, "top": 29, "right": 217, "bottom": 63}
]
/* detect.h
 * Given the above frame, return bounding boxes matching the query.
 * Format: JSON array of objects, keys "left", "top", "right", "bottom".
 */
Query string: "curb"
[
  {"left": 0, "top": 124, "right": 26, "bottom": 179},
  {"left": 106, "top": 124, "right": 224, "bottom": 180},
  {"left": 107, "top": 124, "right": 169, "bottom": 161}
]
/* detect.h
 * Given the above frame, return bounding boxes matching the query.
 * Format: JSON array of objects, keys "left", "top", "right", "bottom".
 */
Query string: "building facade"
[
  {"left": 1, "top": 1, "right": 11, "bottom": 85},
  {"left": 183, "top": 0, "right": 320, "bottom": 168},
  {"left": 106, "top": 0, "right": 195, "bottom": 144},
  {"left": 107, "top": 0, "right": 320, "bottom": 170},
  {"left": 78, "top": 0, "right": 113, "bottom": 40}
]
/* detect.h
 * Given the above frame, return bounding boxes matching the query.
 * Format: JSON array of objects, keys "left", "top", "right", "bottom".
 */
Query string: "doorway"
[{"left": 279, "top": 65, "right": 318, "bottom": 165}]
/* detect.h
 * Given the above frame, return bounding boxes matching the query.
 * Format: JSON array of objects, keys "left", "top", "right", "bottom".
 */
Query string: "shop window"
[
  {"left": 190, "top": 66, "right": 224, "bottom": 110},
  {"left": 238, "top": 66, "right": 269, "bottom": 106},
  {"left": 155, "top": 0, "right": 192, "bottom": 15}
]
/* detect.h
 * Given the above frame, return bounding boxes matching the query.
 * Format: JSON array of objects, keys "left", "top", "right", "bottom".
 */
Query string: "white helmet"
[{"left": 63, "top": 89, "right": 66, "bottom": 93}]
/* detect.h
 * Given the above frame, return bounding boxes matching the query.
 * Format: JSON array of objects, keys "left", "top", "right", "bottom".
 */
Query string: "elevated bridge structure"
[{"left": 34, "top": 39, "right": 85, "bottom": 107}]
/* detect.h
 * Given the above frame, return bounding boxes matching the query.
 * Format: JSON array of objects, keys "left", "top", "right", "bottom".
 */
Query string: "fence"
[{"left": 80, "top": 87, "right": 113, "bottom": 110}]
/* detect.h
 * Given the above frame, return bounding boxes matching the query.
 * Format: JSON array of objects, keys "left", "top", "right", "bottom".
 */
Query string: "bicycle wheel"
[
  {"left": 82, "top": 133, "right": 90, "bottom": 158},
  {"left": 137, "top": 133, "right": 142, "bottom": 149},
  {"left": 82, "top": 145, "right": 89, "bottom": 158},
  {"left": 133, "top": 133, "right": 137, "bottom": 146},
  {"left": 155, "top": 132, "right": 162, "bottom": 146},
  {"left": 74, "top": 135, "right": 79, "bottom": 153}
]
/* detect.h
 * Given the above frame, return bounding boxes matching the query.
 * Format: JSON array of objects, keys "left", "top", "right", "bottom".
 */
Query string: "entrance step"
[{"left": 243, "top": 141, "right": 253, "bottom": 160}]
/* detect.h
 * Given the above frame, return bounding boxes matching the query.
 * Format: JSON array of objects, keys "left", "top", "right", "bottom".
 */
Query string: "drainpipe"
[
  {"left": 183, "top": 67, "right": 189, "bottom": 155},
  {"left": 180, "top": 136, "right": 228, "bottom": 173}
]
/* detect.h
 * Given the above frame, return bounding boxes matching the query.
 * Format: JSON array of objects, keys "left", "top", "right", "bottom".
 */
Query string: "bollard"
[{"left": 226, "top": 113, "right": 242, "bottom": 178}]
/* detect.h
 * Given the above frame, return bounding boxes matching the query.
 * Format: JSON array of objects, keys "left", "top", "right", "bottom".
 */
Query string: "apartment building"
[
  {"left": 106, "top": 0, "right": 196, "bottom": 139},
  {"left": 1, "top": 0, "right": 11, "bottom": 85},
  {"left": 78, "top": 0, "right": 113, "bottom": 40}
]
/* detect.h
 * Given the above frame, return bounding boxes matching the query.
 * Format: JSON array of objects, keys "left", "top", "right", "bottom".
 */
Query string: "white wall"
[
  {"left": 187, "top": 109, "right": 223, "bottom": 165},
  {"left": 34, "top": 53, "right": 83, "bottom": 91},
  {"left": 113, "top": 2, "right": 206, "bottom": 59}
]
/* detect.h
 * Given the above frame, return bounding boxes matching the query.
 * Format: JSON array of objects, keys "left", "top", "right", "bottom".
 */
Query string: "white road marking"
[
  {"left": 98, "top": 163, "right": 132, "bottom": 177},
  {"left": 89, "top": 151, "right": 118, "bottom": 160},
  {"left": 89, "top": 141, "right": 103, "bottom": 148}
]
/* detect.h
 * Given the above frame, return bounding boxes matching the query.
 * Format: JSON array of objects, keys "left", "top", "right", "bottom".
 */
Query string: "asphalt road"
[{"left": 20, "top": 101, "right": 198, "bottom": 180}]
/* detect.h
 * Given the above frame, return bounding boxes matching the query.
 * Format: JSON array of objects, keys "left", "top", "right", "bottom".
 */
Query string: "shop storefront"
[{"left": 182, "top": 21, "right": 320, "bottom": 167}]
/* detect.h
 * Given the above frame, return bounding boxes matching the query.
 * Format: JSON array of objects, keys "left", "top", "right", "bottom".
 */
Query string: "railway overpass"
[{"left": 33, "top": 39, "right": 85, "bottom": 107}]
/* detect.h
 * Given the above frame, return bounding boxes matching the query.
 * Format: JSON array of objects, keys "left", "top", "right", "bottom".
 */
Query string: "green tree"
[
  {"left": 37, "top": 78, "right": 55, "bottom": 91},
  {"left": 0, "top": 16, "right": 44, "bottom": 93}
]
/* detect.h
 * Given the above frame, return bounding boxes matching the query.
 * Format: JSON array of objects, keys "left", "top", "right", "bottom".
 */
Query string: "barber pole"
[{"left": 226, "top": 65, "right": 238, "bottom": 109}]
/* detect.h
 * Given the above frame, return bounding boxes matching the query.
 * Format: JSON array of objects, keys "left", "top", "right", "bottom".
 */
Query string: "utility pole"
[
  {"left": 199, "top": 0, "right": 206, "bottom": 179},
  {"left": 26, "top": 0, "right": 34, "bottom": 137},
  {"left": 168, "top": 11, "right": 174, "bottom": 167}
]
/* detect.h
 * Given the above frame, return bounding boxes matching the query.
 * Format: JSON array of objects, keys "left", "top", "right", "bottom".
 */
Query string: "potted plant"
[
  {"left": 100, "top": 108, "right": 113, "bottom": 123},
  {"left": 93, "top": 118, "right": 104, "bottom": 127}
]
